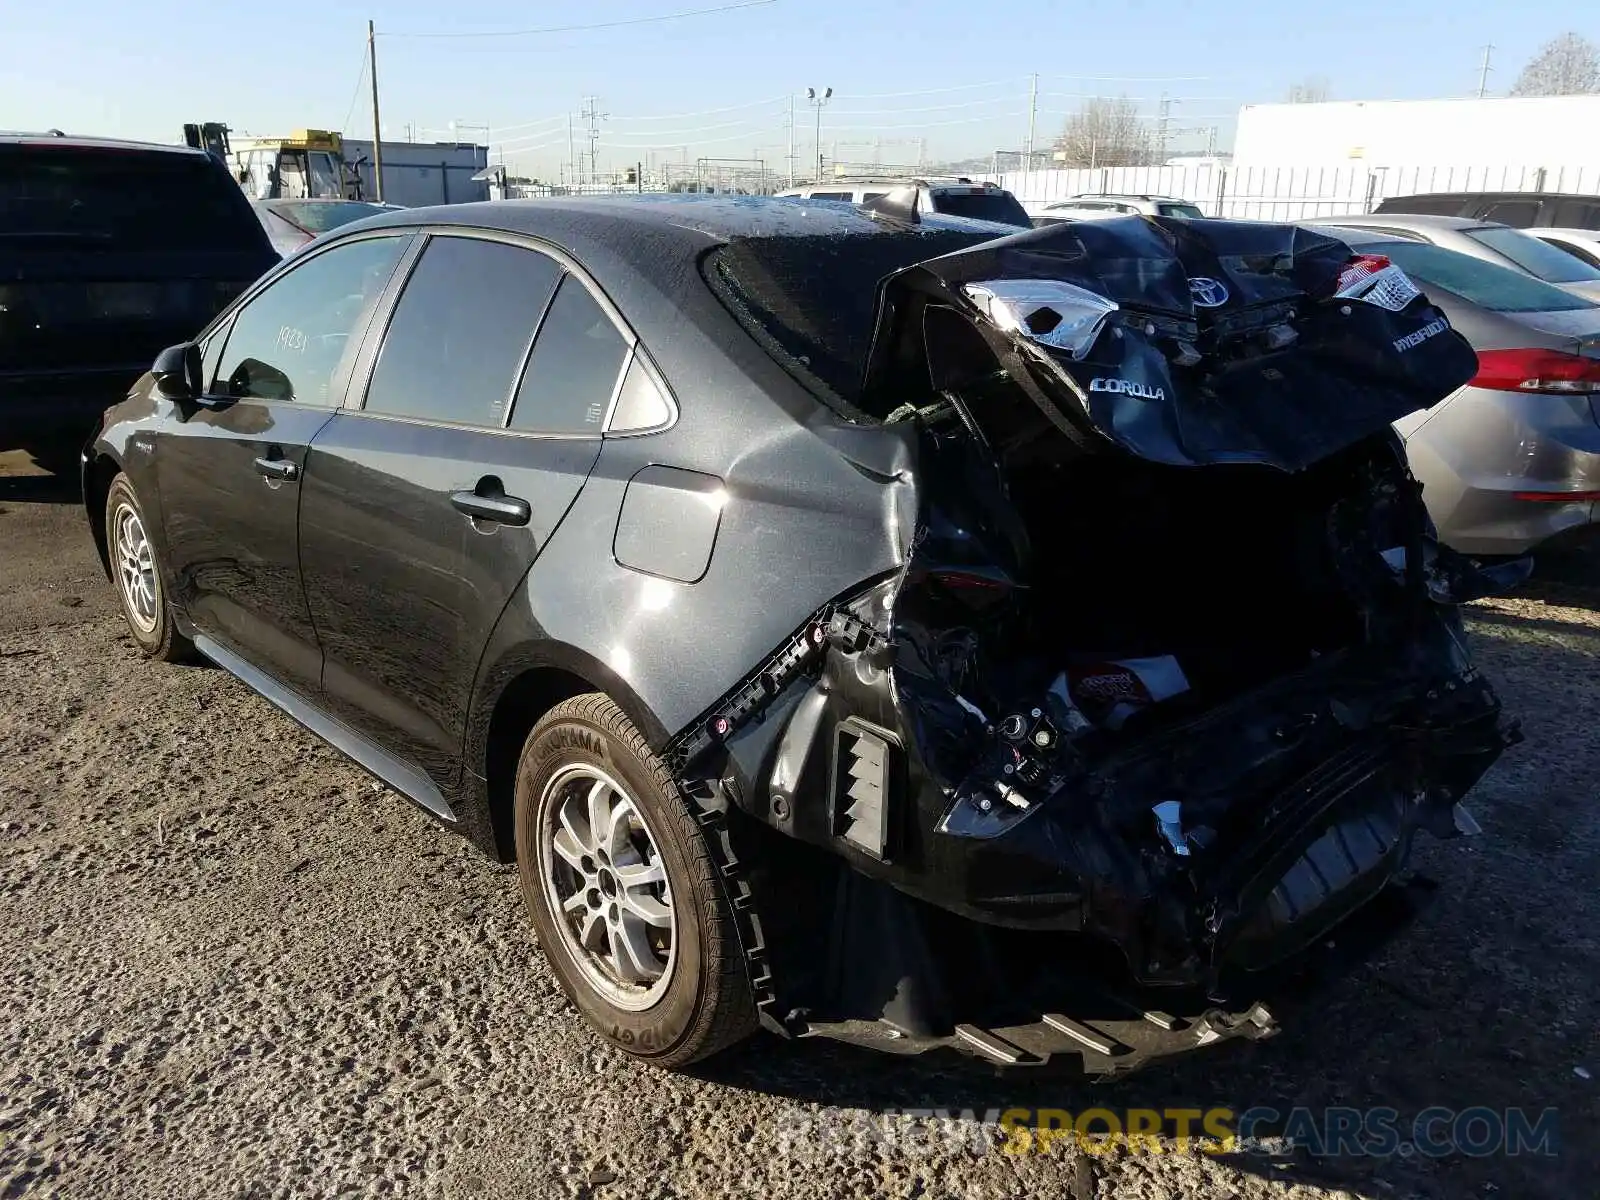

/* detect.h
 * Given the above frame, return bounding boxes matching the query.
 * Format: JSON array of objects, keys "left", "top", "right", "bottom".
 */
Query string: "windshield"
[
  {"left": 1361, "top": 239, "right": 1595, "bottom": 313},
  {"left": 272, "top": 200, "right": 387, "bottom": 234},
  {"left": 1464, "top": 225, "right": 1600, "bottom": 284},
  {"left": 0, "top": 145, "right": 266, "bottom": 249},
  {"left": 703, "top": 228, "right": 998, "bottom": 407},
  {"left": 932, "top": 191, "right": 1031, "bottom": 227},
  {"left": 1159, "top": 202, "right": 1205, "bottom": 219}
]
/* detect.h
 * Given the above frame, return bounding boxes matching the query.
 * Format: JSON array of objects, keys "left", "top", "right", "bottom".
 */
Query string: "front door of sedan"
[
  {"left": 155, "top": 233, "right": 410, "bottom": 695},
  {"left": 298, "top": 233, "right": 637, "bottom": 786}
]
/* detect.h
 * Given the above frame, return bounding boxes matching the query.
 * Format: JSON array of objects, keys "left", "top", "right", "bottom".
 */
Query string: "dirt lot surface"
[{"left": 2, "top": 448, "right": 1596, "bottom": 1200}]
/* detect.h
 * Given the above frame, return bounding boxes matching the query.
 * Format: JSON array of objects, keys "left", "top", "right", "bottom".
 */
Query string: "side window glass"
[
  {"left": 509, "top": 275, "right": 629, "bottom": 434},
  {"left": 607, "top": 354, "right": 674, "bottom": 434},
  {"left": 199, "top": 319, "right": 231, "bottom": 389},
  {"left": 364, "top": 237, "right": 562, "bottom": 427},
  {"left": 211, "top": 235, "right": 406, "bottom": 404},
  {"left": 1553, "top": 200, "right": 1600, "bottom": 230},
  {"left": 1481, "top": 200, "right": 1539, "bottom": 227},
  {"left": 1541, "top": 237, "right": 1600, "bottom": 269}
]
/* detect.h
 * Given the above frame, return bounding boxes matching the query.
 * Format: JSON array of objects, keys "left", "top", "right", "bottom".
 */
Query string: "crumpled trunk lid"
[{"left": 861, "top": 216, "right": 1480, "bottom": 471}]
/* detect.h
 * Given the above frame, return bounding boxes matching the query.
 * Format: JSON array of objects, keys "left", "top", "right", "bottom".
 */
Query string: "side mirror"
[{"left": 152, "top": 342, "right": 202, "bottom": 400}]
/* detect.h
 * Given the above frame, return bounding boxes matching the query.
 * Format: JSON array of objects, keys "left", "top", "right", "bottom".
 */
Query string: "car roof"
[
  {"left": 1306, "top": 224, "right": 1388, "bottom": 244},
  {"left": 1382, "top": 190, "right": 1599, "bottom": 202},
  {"left": 1535, "top": 227, "right": 1600, "bottom": 241},
  {"left": 0, "top": 131, "right": 212, "bottom": 158},
  {"left": 1061, "top": 193, "right": 1193, "bottom": 203},
  {"left": 1320, "top": 213, "right": 1497, "bottom": 233},
  {"left": 337, "top": 194, "right": 1014, "bottom": 411},
  {"left": 358, "top": 193, "right": 1011, "bottom": 246},
  {"left": 784, "top": 178, "right": 999, "bottom": 191}
]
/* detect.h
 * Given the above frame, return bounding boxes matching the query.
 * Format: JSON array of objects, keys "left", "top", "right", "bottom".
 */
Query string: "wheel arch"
[
  {"left": 465, "top": 638, "right": 672, "bottom": 863},
  {"left": 83, "top": 450, "right": 124, "bottom": 578}
]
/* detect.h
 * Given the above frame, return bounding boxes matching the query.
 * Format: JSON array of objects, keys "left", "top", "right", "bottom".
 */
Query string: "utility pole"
[
  {"left": 786, "top": 94, "right": 796, "bottom": 187},
  {"left": 1477, "top": 44, "right": 1495, "bottom": 97},
  {"left": 807, "top": 87, "right": 832, "bottom": 183},
  {"left": 580, "top": 96, "right": 608, "bottom": 186},
  {"left": 367, "top": 20, "right": 384, "bottom": 202},
  {"left": 1023, "top": 73, "right": 1038, "bottom": 177},
  {"left": 567, "top": 114, "right": 576, "bottom": 188},
  {"left": 1156, "top": 93, "right": 1174, "bottom": 165}
]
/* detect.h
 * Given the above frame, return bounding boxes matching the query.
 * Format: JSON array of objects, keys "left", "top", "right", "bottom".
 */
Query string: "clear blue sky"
[{"left": 4, "top": 1, "right": 1593, "bottom": 180}]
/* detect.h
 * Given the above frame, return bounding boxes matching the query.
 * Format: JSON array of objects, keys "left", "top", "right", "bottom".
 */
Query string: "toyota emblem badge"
[{"left": 1189, "top": 277, "right": 1229, "bottom": 308}]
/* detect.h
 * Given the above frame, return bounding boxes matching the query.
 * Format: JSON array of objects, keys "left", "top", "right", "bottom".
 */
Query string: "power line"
[
  {"left": 340, "top": 48, "right": 369, "bottom": 133},
  {"left": 1042, "top": 73, "right": 1215, "bottom": 82},
  {"left": 826, "top": 95, "right": 1030, "bottom": 116},
  {"left": 827, "top": 113, "right": 1026, "bottom": 131},
  {"left": 842, "top": 79, "right": 1019, "bottom": 99},
  {"left": 609, "top": 96, "right": 788, "bottom": 121},
  {"left": 493, "top": 114, "right": 570, "bottom": 136},
  {"left": 382, "top": 0, "right": 776, "bottom": 39}
]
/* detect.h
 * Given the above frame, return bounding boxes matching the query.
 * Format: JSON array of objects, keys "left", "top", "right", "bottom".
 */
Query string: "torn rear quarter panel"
[{"left": 665, "top": 216, "right": 1518, "bottom": 1047}]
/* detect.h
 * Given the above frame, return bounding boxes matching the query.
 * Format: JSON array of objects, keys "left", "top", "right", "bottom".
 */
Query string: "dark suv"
[
  {"left": 0, "top": 133, "right": 278, "bottom": 470},
  {"left": 1374, "top": 190, "right": 1600, "bottom": 230},
  {"left": 85, "top": 199, "right": 1518, "bottom": 1073}
]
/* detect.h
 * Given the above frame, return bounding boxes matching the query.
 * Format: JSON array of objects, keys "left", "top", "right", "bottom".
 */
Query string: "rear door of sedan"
[{"left": 297, "top": 230, "right": 644, "bottom": 788}]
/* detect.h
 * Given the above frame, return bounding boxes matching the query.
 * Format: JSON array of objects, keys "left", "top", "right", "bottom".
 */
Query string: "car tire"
[
  {"left": 514, "top": 692, "right": 757, "bottom": 1068},
  {"left": 105, "top": 473, "right": 195, "bottom": 663}
]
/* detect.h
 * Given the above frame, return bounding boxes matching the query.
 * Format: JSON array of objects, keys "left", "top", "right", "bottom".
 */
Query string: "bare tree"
[
  {"left": 1287, "top": 76, "right": 1332, "bottom": 103},
  {"left": 1053, "top": 97, "right": 1151, "bottom": 168},
  {"left": 1511, "top": 32, "right": 1600, "bottom": 96}
]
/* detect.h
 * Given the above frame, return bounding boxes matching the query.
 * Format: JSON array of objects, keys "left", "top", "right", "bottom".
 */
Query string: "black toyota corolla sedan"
[{"left": 84, "top": 195, "right": 1523, "bottom": 1072}]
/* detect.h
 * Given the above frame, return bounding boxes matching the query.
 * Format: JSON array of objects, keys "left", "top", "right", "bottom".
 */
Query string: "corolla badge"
[{"left": 1189, "top": 277, "right": 1229, "bottom": 308}]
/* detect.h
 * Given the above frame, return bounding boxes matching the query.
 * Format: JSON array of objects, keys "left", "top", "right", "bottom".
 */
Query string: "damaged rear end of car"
[{"left": 671, "top": 216, "right": 1523, "bottom": 1072}]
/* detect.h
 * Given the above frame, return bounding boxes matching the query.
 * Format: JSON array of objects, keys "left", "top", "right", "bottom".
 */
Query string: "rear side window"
[
  {"left": 1371, "top": 240, "right": 1593, "bottom": 313},
  {"left": 1158, "top": 202, "right": 1205, "bottom": 218},
  {"left": 364, "top": 236, "right": 562, "bottom": 427},
  {"left": 1552, "top": 200, "right": 1600, "bottom": 230},
  {"left": 932, "top": 191, "right": 1031, "bottom": 226},
  {"left": 212, "top": 235, "right": 407, "bottom": 403},
  {"left": 1538, "top": 235, "right": 1600, "bottom": 269},
  {"left": 1479, "top": 200, "right": 1540, "bottom": 227},
  {"left": 509, "top": 275, "right": 629, "bottom": 434},
  {"left": 1464, "top": 225, "right": 1600, "bottom": 284},
  {"left": 703, "top": 227, "right": 997, "bottom": 407},
  {"left": 0, "top": 146, "right": 266, "bottom": 250},
  {"left": 808, "top": 192, "right": 852, "bottom": 201}
]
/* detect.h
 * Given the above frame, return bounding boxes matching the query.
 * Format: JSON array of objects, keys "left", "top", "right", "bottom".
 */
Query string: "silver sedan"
[
  {"left": 1314, "top": 225, "right": 1600, "bottom": 557},
  {"left": 1321, "top": 213, "right": 1600, "bottom": 303}
]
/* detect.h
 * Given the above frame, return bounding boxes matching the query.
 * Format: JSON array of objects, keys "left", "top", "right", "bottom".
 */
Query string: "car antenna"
[{"left": 861, "top": 184, "right": 920, "bottom": 225}]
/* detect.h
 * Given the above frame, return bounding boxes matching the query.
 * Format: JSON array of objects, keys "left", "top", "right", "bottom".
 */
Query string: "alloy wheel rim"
[
  {"left": 538, "top": 763, "right": 677, "bottom": 1011},
  {"left": 112, "top": 501, "right": 159, "bottom": 634}
]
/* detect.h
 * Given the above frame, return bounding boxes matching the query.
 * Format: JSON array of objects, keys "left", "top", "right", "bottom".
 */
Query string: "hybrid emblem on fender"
[
  {"left": 1189, "top": 277, "right": 1229, "bottom": 308},
  {"left": 1089, "top": 377, "right": 1166, "bottom": 401}
]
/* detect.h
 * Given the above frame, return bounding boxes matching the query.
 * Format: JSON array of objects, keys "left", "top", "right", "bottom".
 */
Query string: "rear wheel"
[
  {"left": 106, "top": 473, "right": 194, "bottom": 663},
  {"left": 514, "top": 693, "right": 757, "bottom": 1067}
]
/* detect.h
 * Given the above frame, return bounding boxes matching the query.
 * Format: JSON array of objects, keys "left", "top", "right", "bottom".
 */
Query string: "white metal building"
[
  {"left": 341, "top": 139, "right": 491, "bottom": 207},
  {"left": 1232, "top": 95, "right": 1600, "bottom": 170}
]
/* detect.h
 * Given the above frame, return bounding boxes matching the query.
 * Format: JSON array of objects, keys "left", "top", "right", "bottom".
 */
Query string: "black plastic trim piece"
[{"left": 192, "top": 633, "right": 457, "bottom": 822}]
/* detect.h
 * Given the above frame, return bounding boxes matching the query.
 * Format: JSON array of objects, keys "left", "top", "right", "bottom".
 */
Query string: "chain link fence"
[{"left": 992, "top": 162, "right": 1600, "bottom": 220}]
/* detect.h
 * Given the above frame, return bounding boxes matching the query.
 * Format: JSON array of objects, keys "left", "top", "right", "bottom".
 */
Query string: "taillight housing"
[
  {"left": 1334, "top": 253, "right": 1421, "bottom": 312},
  {"left": 1471, "top": 348, "right": 1600, "bottom": 395}
]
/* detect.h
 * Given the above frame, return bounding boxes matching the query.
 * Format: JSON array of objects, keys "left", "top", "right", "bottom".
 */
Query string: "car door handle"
[
  {"left": 254, "top": 456, "right": 299, "bottom": 482},
  {"left": 451, "top": 488, "right": 531, "bottom": 527}
]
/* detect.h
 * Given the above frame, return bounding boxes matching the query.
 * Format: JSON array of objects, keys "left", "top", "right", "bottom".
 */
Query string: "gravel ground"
[{"left": 2, "top": 449, "right": 1596, "bottom": 1200}]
